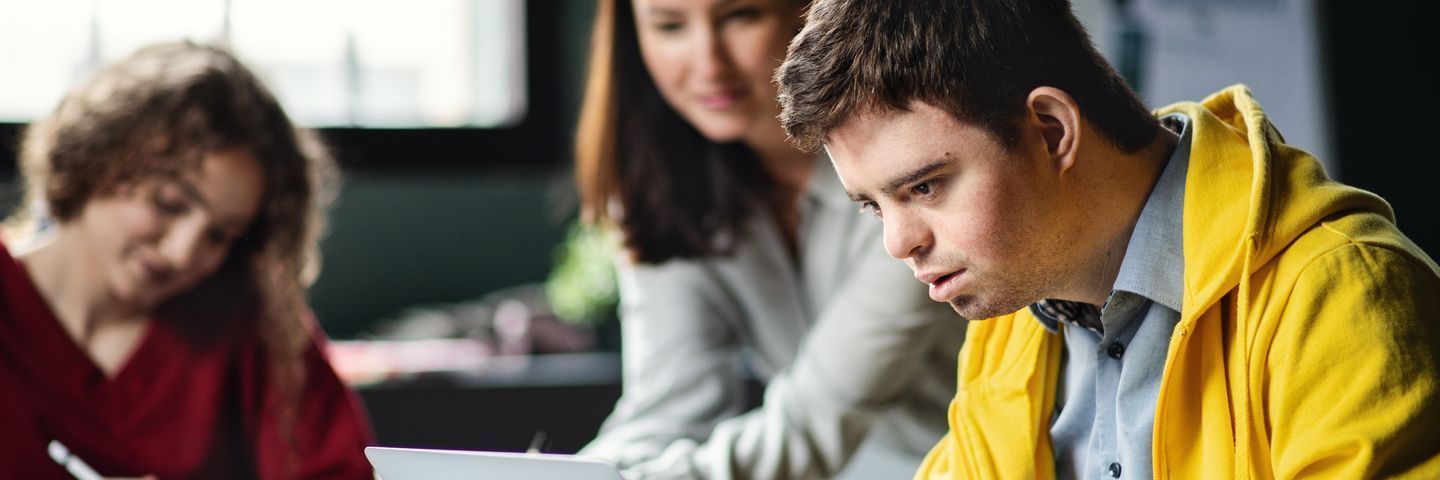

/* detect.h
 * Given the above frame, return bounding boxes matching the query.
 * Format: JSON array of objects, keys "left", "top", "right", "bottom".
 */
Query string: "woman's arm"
[
  {"left": 596, "top": 240, "right": 963, "bottom": 479},
  {"left": 580, "top": 255, "right": 750, "bottom": 472}
]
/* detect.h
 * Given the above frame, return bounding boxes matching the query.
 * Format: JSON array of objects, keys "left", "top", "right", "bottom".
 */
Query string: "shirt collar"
[
  {"left": 1111, "top": 113, "right": 1190, "bottom": 313},
  {"left": 1033, "top": 114, "right": 1191, "bottom": 333},
  {"left": 1032, "top": 299, "right": 1103, "bottom": 335}
]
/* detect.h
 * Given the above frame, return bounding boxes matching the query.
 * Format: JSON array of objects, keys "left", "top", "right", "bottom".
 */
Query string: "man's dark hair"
[{"left": 777, "top": 0, "right": 1159, "bottom": 153}]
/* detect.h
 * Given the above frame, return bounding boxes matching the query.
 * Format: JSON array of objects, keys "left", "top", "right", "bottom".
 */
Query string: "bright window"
[{"left": 0, "top": 0, "right": 526, "bottom": 128}]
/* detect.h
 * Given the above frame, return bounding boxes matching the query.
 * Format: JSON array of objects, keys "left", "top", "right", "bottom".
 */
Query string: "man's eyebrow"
[{"left": 879, "top": 159, "right": 949, "bottom": 196}]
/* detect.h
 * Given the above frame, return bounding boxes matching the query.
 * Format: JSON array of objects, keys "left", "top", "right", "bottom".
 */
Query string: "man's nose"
[{"left": 882, "top": 209, "right": 931, "bottom": 260}]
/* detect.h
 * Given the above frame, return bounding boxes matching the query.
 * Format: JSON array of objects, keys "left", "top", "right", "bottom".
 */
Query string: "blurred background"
[{"left": 0, "top": 0, "right": 1433, "bottom": 455}]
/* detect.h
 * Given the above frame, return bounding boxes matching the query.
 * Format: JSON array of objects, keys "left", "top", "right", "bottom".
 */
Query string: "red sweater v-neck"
[{"left": 0, "top": 241, "right": 374, "bottom": 479}]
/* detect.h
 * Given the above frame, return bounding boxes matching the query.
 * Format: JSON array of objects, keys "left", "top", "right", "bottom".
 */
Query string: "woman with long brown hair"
[
  {"left": 574, "top": 0, "right": 964, "bottom": 478},
  {"left": 0, "top": 41, "right": 372, "bottom": 478}
]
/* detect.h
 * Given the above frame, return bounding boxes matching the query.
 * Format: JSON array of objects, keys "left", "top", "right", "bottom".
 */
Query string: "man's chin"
[{"left": 947, "top": 295, "right": 1025, "bottom": 321}]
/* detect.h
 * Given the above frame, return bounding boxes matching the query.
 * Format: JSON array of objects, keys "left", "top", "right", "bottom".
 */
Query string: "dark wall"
[
  {"left": 308, "top": 170, "right": 576, "bottom": 337},
  {"left": 1321, "top": 2, "right": 1438, "bottom": 259}
]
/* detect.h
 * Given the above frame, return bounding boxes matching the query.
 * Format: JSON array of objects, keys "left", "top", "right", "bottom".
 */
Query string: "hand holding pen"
[{"left": 48, "top": 440, "right": 156, "bottom": 480}]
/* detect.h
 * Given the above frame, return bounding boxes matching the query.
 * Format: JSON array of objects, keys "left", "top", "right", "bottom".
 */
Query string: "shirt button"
[
  {"left": 1108, "top": 462, "right": 1122, "bottom": 477},
  {"left": 1107, "top": 342, "right": 1126, "bottom": 359}
]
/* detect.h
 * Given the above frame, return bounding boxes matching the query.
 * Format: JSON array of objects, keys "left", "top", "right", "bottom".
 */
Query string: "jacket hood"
[{"left": 1155, "top": 85, "right": 1395, "bottom": 316}]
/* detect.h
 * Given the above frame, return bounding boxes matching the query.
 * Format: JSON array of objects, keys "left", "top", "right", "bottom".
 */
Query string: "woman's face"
[
  {"left": 632, "top": 0, "right": 800, "bottom": 144},
  {"left": 72, "top": 148, "right": 264, "bottom": 312}
]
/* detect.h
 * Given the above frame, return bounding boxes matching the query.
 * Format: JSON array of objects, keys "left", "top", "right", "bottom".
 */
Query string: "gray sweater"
[{"left": 580, "top": 157, "right": 965, "bottom": 479}]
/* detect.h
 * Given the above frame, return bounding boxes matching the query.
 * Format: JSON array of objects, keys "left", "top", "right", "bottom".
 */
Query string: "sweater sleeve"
[
  {"left": 1265, "top": 243, "right": 1440, "bottom": 479},
  {"left": 579, "top": 255, "right": 750, "bottom": 476},
  {"left": 585, "top": 240, "right": 961, "bottom": 479}
]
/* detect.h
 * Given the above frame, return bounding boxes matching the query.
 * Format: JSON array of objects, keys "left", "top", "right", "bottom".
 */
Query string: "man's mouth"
[{"left": 921, "top": 269, "right": 965, "bottom": 302}]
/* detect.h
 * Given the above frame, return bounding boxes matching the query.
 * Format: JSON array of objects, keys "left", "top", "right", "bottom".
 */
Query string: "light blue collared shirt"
[{"left": 1048, "top": 114, "right": 1191, "bottom": 480}]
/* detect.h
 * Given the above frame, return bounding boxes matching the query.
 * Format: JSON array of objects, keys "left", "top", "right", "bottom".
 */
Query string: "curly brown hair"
[{"left": 9, "top": 40, "right": 338, "bottom": 469}]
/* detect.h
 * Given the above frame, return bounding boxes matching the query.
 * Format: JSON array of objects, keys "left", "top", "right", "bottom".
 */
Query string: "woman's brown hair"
[
  {"left": 574, "top": 0, "right": 777, "bottom": 264},
  {"left": 10, "top": 40, "right": 337, "bottom": 469}
]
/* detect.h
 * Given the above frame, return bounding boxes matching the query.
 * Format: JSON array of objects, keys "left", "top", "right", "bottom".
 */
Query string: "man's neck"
[{"left": 1068, "top": 127, "right": 1180, "bottom": 306}]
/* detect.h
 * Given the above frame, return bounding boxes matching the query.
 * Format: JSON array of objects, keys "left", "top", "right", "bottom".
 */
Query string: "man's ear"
[{"left": 1026, "top": 86, "right": 1082, "bottom": 173}]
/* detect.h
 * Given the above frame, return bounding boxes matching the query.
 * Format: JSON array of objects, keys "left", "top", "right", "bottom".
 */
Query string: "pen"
[
  {"left": 526, "top": 430, "right": 548, "bottom": 454},
  {"left": 47, "top": 440, "right": 102, "bottom": 480}
]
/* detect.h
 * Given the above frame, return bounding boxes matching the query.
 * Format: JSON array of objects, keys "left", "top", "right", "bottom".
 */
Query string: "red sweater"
[{"left": 0, "top": 242, "right": 374, "bottom": 479}]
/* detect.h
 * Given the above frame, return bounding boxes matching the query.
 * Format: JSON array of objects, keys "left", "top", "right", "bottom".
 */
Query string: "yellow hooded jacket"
[{"left": 916, "top": 86, "right": 1440, "bottom": 479}]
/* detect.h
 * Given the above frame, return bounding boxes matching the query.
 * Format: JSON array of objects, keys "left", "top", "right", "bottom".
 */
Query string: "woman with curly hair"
[{"left": 0, "top": 41, "right": 372, "bottom": 479}]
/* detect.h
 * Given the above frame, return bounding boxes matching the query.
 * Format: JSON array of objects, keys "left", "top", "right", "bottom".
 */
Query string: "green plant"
[{"left": 544, "top": 221, "right": 619, "bottom": 328}]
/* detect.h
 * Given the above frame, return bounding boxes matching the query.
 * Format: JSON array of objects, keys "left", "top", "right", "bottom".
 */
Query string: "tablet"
[{"left": 366, "top": 446, "right": 624, "bottom": 480}]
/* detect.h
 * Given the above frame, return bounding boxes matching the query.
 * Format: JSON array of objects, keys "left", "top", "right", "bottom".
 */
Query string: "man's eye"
[
  {"left": 859, "top": 202, "right": 883, "bottom": 219},
  {"left": 912, "top": 177, "right": 949, "bottom": 199}
]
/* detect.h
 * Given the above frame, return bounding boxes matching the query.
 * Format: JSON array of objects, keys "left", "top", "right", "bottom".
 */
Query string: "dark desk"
[
  {"left": 358, "top": 353, "right": 624, "bottom": 454},
  {"left": 358, "top": 351, "right": 766, "bottom": 455}
]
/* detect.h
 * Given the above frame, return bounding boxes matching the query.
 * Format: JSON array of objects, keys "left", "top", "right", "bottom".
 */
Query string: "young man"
[{"left": 775, "top": 0, "right": 1440, "bottom": 478}]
